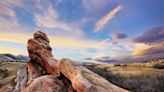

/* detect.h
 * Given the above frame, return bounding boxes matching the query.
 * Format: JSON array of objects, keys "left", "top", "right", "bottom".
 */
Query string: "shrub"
[
  {"left": 114, "top": 63, "right": 121, "bottom": 67},
  {"left": 153, "top": 64, "right": 164, "bottom": 69}
]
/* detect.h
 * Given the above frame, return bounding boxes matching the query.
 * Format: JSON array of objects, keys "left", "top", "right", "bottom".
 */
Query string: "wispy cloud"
[
  {"left": 82, "top": 0, "right": 112, "bottom": 12},
  {"left": 0, "top": 2, "right": 19, "bottom": 32},
  {"left": 0, "top": 0, "right": 33, "bottom": 33},
  {"left": 95, "top": 5, "right": 122, "bottom": 32},
  {"left": 93, "top": 39, "right": 137, "bottom": 58},
  {"left": 35, "top": 5, "right": 83, "bottom": 36}
]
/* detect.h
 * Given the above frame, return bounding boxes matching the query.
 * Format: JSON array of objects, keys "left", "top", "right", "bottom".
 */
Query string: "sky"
[{"left": 0, "top": 0, "right": 164, "bottom": 61}]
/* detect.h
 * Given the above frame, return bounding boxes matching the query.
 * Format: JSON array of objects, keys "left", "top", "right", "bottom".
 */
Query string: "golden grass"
[
  {"left": 95, "top": 61, "right": 164, "bottom": 76},
  {"left": 86, "top": 59, "right": 164, "bottom": 92}
]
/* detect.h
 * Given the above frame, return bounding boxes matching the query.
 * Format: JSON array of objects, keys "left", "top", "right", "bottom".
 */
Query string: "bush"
[
  {"left": 153, "top": 64, "right": 164, "bottom": 69},
  {"left": 114, "top": 63, "right": 121, "bottom": 67}
]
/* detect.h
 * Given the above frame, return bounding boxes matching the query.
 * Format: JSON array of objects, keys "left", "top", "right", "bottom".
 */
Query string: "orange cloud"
[
  {"left": 132, "top": 44, "right": 151, "bottom": 56},
  {"left": 132, "top": 42, "right": 164, "bottom": 59}
]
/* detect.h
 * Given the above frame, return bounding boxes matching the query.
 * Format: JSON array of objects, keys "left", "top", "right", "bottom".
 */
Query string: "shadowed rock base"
[{"left": 0, "top": 31, "right": 129, "bottom": 92}]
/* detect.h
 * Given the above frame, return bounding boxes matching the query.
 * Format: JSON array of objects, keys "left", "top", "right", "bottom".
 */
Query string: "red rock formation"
[
  {"left": 27, "top": 62, "right": 44, "bottom": 85},
  {"left": 0, "top": 31, "right": 129, "bottom": 92},
  {"left": 27, "top": 31, "right": 60, "bottom": 77}
]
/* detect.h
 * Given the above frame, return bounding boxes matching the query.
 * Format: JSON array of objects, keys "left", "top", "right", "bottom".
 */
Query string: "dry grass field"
[
  {"left": 85, "top": 59, "right": 164, "bottom": 92},
  {"left": 0, "top": 61, "right": 26, "bottom": 87},
  {"left": 0, "top": 59, "right": 164, "bottom": 92}
]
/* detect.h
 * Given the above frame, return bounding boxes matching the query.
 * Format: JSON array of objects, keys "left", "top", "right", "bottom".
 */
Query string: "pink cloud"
[{"left": 132, "top": 27, "right": 164, "bottom": 44}]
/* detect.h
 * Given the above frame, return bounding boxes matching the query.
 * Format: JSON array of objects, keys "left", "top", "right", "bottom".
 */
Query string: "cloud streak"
[
  {"left": 95, "top": 5, "right": 122, "bottom": 32},
  {"left": 0, "top": 2, "right": 19, "bottom": 32},
  {"left": 82, "top": 0, "right": 112, "bottom": 12},
  {"left": 112, "top": 33, "right": 127, "bottom": 40},
  {"left": 132, "top": 27, "right": 164, "bottom": 44}
]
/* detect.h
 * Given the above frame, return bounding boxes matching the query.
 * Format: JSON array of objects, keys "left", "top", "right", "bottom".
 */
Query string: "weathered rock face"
[
  {"left": 22, "top": 75, "right": 72, "bottom": 92},
  {"left": 0, "top": 31, "right": 129, "bottom": 92},
  {"left": 27, "top": 31, "right": 59, "bottom": 77}
]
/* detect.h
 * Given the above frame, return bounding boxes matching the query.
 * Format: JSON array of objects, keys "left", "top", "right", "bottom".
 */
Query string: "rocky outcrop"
[{"left": 0, "top": 31, "right": 129, "bottom": 92}]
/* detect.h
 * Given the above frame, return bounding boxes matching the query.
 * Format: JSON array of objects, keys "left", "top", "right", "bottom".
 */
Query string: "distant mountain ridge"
[
  {"left": 85, "top": 55, "right": 164, "bottom": 63},
  {"left": 0, "top": 54, "right": 29, "bottom": 62}
]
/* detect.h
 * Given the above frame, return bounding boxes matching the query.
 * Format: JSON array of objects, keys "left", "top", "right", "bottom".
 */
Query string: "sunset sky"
[{"left": 0, "top": 0, "right": 164, "bottom": 61}]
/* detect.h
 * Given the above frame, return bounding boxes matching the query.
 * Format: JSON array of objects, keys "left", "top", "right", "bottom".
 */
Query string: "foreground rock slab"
[
  {"left": 59, "top": 59, "right": 129, "bottom": 92},
  {"left": 0, "top": 31, "right": 129, "bottom": 92}
]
